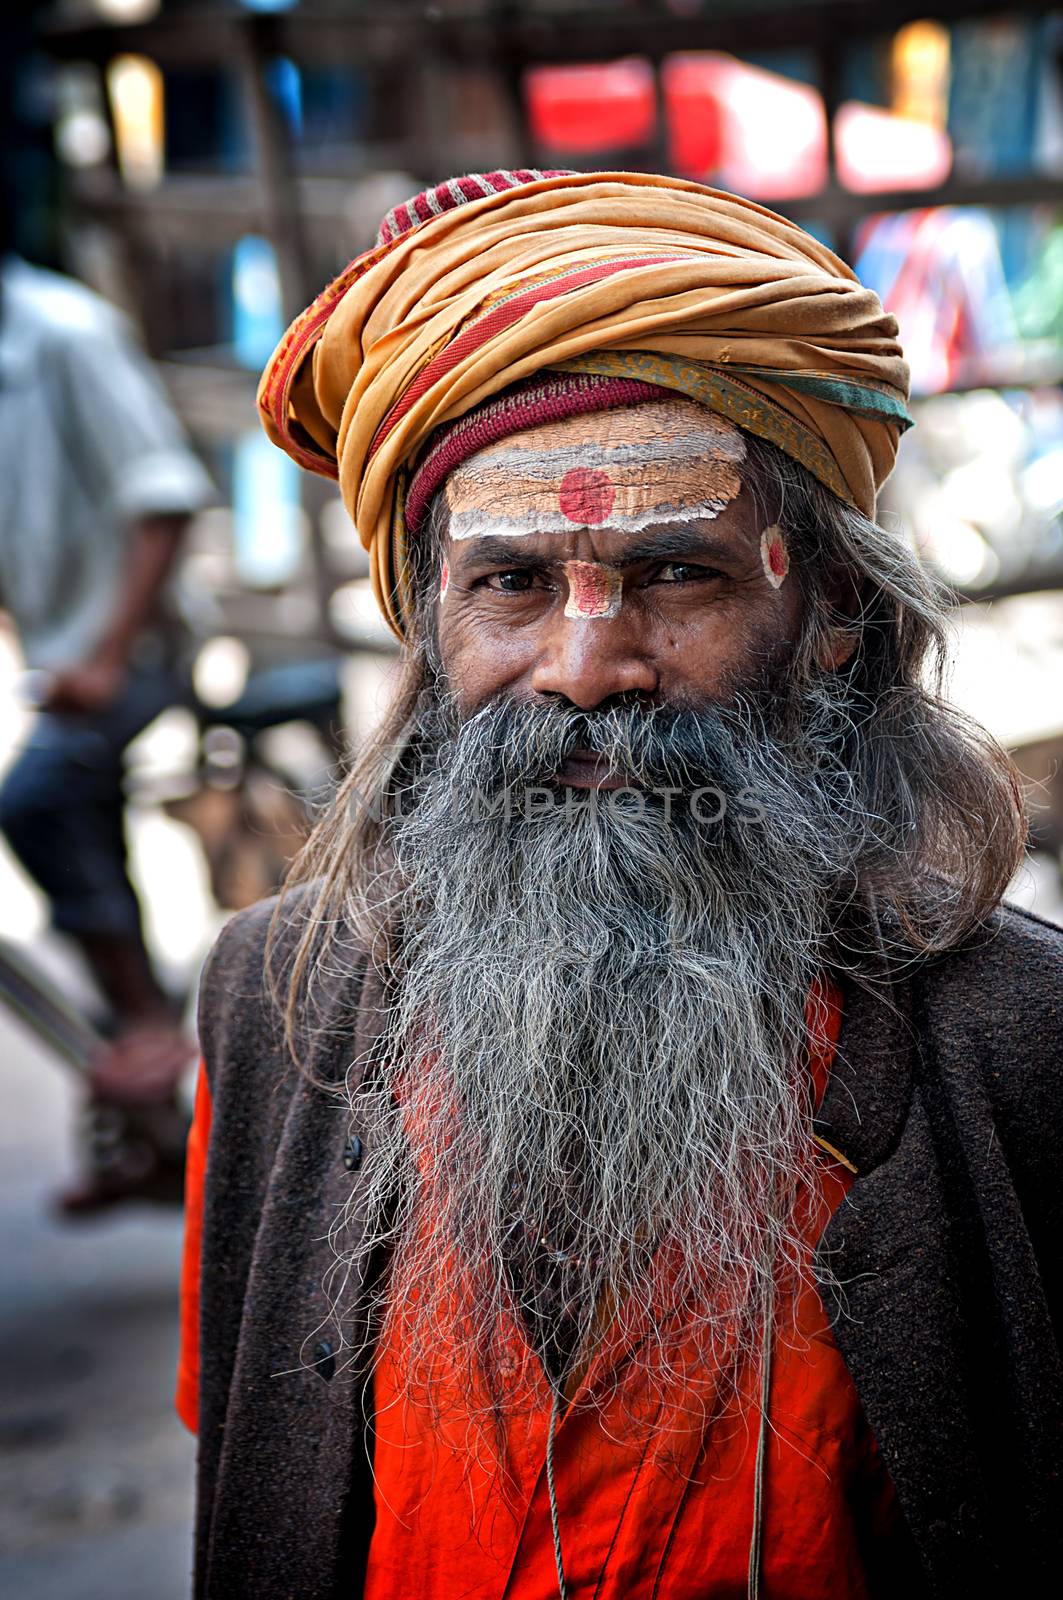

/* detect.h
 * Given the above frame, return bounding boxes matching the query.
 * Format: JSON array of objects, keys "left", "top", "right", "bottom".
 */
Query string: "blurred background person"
[{"left": 0, "top": 182, "right": 214, "bottom": 1207}]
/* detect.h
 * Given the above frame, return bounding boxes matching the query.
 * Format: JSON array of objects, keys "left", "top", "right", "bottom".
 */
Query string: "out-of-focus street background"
[
  {"left": 0, "top": 993, "right": 193, "bottom": 1600},
  {"left": 1, "top": 1, "right": 1062, "bottom": 1595}
]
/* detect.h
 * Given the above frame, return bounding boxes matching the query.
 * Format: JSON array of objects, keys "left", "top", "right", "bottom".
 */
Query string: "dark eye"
[
  {"left": 482, "top": 569, "right": 537, "bottom": 592},
  {"left": 653, "top": 561, "right": 722, "bottom": 585}
]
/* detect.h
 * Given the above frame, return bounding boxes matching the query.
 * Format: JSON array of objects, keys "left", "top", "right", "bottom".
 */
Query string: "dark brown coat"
[{"left": 193, "top": 893, "right": 1063, "bottom": 1598}]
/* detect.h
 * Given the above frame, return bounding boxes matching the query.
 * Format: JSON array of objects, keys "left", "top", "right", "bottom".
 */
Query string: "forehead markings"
[
  {"left": 444, "top": 413, "right": 747, "bottom": 541},
  {"left": 563, "top": 560, "right": 623, "bottom": 620},
  {"left": 559, "top": 467, "right": 615, "bottom": 526},
  {"left": 439, "top": 558, "right": 450, "bottom": 601},
  {"left": 760, "top": 525, "right": 790, "bottom": 589}
]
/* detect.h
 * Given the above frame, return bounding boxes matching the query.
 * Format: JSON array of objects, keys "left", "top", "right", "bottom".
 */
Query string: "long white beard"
[{"left": 343, "top": 692, "right": 854, "bottom": 1436}]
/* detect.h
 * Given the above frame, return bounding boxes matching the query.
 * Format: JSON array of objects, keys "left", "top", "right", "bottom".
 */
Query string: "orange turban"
[{"left": 258, "top": 169, "right": 911, "bottom": 638}]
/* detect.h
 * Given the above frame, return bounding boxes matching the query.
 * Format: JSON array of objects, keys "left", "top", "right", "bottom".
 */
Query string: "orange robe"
[{"left": 178, "top": 984, "right": 905, "bottom": 1594}]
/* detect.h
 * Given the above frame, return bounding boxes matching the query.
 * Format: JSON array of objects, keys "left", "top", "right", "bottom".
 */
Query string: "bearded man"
[{"left": 177, "top": 172, "right": 1063, "bottom": 1599}]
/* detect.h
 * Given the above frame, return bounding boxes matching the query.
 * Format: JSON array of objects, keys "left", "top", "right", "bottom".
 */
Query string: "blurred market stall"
[{"left": 19, "top": 0, "right": 1063, "bottom": 895}]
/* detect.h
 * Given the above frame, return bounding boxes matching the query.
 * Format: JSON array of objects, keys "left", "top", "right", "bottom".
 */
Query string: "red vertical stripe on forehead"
[{"left": 564, "top": 560, "right": 623, "bottom": 617}]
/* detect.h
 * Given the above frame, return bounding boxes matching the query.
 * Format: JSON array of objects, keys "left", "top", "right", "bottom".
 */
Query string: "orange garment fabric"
[
  {"left": 255, "top": 171, "right": 911, "bottom": 636},
  {"left": 176, "top": 1059, "right": 211, "bottom": 1433},
  {"left": 177, "top": 986, "right": 903, "bottom": 1596},
  {"left": 363, "top": 979, "right": 896, "bottom": 1593},
  {"left": 360, "top": 980, "right": 903, "bottom": 1598}
]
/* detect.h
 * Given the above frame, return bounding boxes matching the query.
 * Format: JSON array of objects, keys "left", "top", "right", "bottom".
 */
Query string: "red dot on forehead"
[{"left": 558, "top": 467, "right": 615, "bottom": 526}]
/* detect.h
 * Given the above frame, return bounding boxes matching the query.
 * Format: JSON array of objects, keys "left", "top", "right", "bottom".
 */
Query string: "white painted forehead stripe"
[
  {"left": 448, "top": 499, "right": 739, "bottom": 540},
  {"left": 471, "top": 430, "right": 748, "bottom": 476}
]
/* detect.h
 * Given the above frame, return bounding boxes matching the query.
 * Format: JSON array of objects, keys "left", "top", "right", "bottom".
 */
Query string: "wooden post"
[
  {"left": 233, "top": 12, "right": 312, "bottom": 318},
  {"left": 817, "top": 34, "right": 856, "bottom": 265},
  {"left": 233, "top": 13, "right": 341, "bottom": 643}
]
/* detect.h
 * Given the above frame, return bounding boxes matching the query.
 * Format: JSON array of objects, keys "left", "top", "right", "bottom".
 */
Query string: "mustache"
[
  {"left": 424, "top": 693, "right": 785, "bottom": 797},
  {"left": 399, "top": 687, "right": 863, "bottom": 885}
]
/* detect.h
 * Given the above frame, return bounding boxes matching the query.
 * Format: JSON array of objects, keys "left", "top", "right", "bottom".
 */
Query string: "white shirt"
[{"left": 0, "top": 257, "right": 214, "bottom": 670}]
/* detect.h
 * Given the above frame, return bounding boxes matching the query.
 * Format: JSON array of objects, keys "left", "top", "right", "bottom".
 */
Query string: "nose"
[{"left": 529, "top": 611, "right": 658, "bottom": 710}]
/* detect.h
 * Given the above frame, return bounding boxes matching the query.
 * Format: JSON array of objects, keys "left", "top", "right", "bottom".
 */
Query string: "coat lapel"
[
  {"left": 814, "top": 957, "right": 993, "bottom": 1583},
  {"left": 205, "top": 964, "right": 389, "bottom": 1599}
]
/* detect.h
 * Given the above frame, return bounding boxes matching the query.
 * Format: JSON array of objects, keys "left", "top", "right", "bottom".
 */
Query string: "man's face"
[{"left": 435, "top": 397, "right": 804, "bottom": 773}]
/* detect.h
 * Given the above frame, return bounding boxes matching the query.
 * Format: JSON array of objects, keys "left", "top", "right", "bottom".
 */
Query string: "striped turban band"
[{"left": 257, "top": 169, "right": 912, "bottom": 639}]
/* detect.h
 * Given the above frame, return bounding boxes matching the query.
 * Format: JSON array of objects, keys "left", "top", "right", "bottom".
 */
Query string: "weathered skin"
[{"left": 437, "top": 400, "right": 820, "bottom": 771}]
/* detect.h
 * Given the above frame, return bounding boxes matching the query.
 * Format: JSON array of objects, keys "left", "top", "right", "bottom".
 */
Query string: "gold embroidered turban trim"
[{"left": 257, "top": 168, "right": 912, "bottom": 638}]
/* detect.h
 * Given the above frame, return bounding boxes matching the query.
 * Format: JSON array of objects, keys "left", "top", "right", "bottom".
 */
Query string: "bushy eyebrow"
[{"left": 452, "top": 529, "right": 739, "bottom": 571}]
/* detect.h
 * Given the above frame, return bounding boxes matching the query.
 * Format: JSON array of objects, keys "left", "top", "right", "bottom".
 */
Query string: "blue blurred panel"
[
  {"left": 266, "top": 57, "right": 303, "bottom": 138},
  {"left": 231, "top": 234, "right": 284, "bottom": 369},
  {"left": 949, "top": 17, "right": 1042, "bottom": 176},
  {"left": 232, "top": 429, "right": 303, "bottom": 588},
  {"left": 300, "top": 65, "right": 369, "bottom": 147}
]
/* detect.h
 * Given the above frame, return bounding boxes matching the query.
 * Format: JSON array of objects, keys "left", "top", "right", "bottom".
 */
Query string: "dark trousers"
[{"left": 0, "top": 664, "right": 188, "bottom": 939}]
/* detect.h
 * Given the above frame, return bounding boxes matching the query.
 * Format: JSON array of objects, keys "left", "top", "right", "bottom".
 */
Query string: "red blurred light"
[{"left": 526, "top": 59, "right": 657, "bottom": 155}]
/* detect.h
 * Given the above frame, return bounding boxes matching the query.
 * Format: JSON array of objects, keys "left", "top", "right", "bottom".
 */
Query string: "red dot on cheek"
[{"left": 558, "top": 468, "right": 615, "bottom": 526}]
